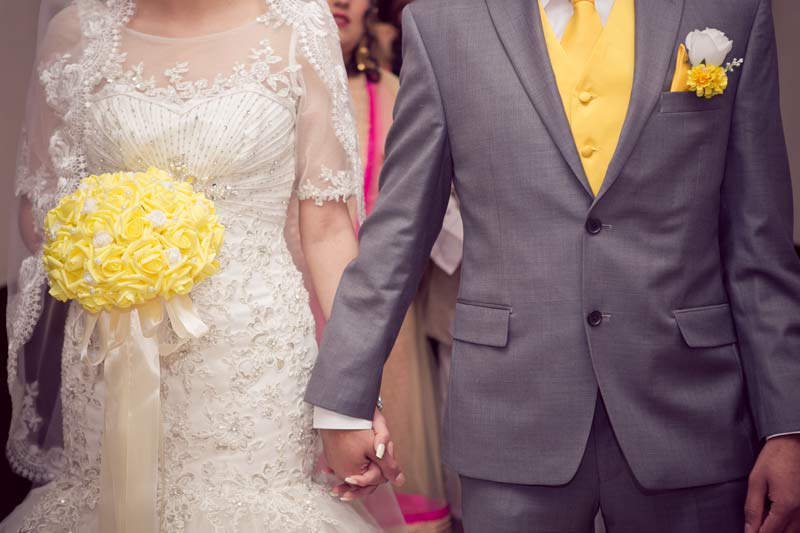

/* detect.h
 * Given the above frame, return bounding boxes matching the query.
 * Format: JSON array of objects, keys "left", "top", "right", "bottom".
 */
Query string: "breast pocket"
[{"left": 659, "top": 92, "right": 725, "bottom": 114}]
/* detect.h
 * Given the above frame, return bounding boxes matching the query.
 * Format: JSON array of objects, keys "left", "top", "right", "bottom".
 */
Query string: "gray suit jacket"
[{"left": 305, "top": 0, "right": 800, "bottom": 490}]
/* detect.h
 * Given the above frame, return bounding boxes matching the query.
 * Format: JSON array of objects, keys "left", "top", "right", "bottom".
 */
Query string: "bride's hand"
[{"left": 371, "top": 407, "right": 393, "bottom": 462}]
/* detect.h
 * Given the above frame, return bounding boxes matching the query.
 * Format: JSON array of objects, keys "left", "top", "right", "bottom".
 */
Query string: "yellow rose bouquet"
[
  {"left": 43, "top": 167, "right": 223, "bottom": 313},
  {"left": 41, "top": 167, "right": 224, "bottom": 531}
]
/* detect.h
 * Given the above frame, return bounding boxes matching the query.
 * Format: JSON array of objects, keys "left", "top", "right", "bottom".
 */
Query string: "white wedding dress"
[{"left": 3, "top": 1, "right": 377, "bottom": 531}]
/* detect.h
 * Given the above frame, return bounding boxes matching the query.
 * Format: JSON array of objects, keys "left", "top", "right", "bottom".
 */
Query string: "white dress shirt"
[
  {"left": 541, "top": 0, "right": 615, "bottom": 41},
  {"left": 430, "top": 193, "right": 464, "bottom": 276},
  {"left": 313, "top": 0, "right": 798, "bottom": 440}
]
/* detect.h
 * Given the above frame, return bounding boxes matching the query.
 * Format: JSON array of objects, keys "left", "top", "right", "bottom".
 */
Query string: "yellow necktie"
[{"left": 561, "top": 0, "right": 603, "bottom": 70}]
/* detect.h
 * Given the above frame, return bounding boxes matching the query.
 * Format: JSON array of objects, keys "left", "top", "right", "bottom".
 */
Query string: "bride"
[{"left": 3, "top": 0, "right": 398, "bottom": 530}]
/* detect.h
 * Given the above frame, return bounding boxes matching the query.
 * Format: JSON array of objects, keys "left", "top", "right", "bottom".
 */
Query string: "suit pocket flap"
[
  {"left": 673, "top": 304, "right": 737, "bottom": 348},
  {"left": 453, "top": 301, "right": 511, "bottom": 348}
]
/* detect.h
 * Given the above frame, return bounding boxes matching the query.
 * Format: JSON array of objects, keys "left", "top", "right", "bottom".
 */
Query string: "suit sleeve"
[
  {"left": 720, "top": 0, "right": 800, "bottom": 440},
  {"left": 304, "top": 7, "right": 454, "bottom": 420}
]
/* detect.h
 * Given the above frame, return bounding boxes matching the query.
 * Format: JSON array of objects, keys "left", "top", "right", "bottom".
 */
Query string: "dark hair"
[{"left": 344, "top": 1, "right": 382, "bottom": 83}]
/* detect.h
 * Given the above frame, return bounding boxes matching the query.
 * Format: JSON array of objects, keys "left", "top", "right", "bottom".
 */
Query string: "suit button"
[
  {"left": 586, "top": 218, "right": 603, "bottom": 235},
  {"left": 580, "top": 145, "right": 594, "bottom": 158},
  {"left": 587, "top": 311, "right": 603, "bottom": 327},
  {"left": 578, "top": 91, "right": 594, "bottom": 103}
]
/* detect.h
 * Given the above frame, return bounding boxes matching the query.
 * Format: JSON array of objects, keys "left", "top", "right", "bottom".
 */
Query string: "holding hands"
[{"left": 321, "top": 408, "right": 406, "bottom": 501}]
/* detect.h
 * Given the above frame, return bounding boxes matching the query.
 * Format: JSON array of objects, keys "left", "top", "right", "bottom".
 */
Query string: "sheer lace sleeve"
[
  {"left": 6, "top": 3, "right": 85, "bottom": 483},
  {"left": 289, "top": 0, "right": 364, "bottom": 220},
  {"left": 16, "top": 6, "right": 82, "bottom": 242},
  {"left": 9, "top": 3, "right": 84, "bottom": 355}
]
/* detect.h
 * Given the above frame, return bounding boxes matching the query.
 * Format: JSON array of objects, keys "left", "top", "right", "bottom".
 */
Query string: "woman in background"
[{"left": 327, "top": 1, "right": 451, "bottom": 531}]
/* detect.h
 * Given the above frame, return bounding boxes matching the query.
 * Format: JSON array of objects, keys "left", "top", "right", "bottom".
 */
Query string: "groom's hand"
[{"left": 744, "top": 434, "right": 800, "bottom": 533}]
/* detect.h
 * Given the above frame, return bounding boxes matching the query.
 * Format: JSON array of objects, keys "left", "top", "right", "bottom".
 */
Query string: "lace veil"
[
  {"left": 6, "top": 0, "right": 86, "bottom": 483},
  {"left": 6, "top": 0, "right": 366, "bottom": 486}
]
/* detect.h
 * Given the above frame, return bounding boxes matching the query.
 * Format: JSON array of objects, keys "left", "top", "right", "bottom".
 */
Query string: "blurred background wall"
[
  {"left": 0, "top": 0, "right": 40, "bottom": 516},
  {"left": 1, "top": 0, "right": 39, "bottom": 286},
  {"left": 774, "top": 0, "right": 800, "bottom": 243}
]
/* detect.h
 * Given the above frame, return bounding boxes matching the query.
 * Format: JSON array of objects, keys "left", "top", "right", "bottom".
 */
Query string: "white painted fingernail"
[
  {"left": 329, "top": 490, "right": 339, "bottom": 497},
  {"left": 376, "top": 443, "right": 386, "bottom": 459},
  {"left": 344, "top": 477, "right": 358, "bottom": 485},
  {"left": 340, "top": 496, "right": 353, "bottom": 502}
]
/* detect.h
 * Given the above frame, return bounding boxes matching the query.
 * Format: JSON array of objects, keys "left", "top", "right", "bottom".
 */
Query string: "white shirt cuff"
[
  {"left": 767, "top": 431, "right": 800, "bottom": 440},
  {"left": 313, "top": 407, "right": 373, "bottom": 430}
]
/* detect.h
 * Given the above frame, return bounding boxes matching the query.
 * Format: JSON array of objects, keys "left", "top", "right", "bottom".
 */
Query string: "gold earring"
[{"left": 356, "top": 37, "right": 370, "bottom": 73}]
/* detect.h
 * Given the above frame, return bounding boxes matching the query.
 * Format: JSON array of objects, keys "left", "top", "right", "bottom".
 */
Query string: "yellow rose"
[
  {"left": 46, "top": 270, "right": 71, "bottom": 301},
  {"left": 115, "top": 208, "right": 152, "bottom": 242},
  {"left": 162, "top": 222, "right": 199, "bottom": 253},
  {"left": 46, "top": 266, "right": 85, "bottom": 302},
  {"left": 44, "top": 211, "right": 66, "bottom": 238},
  {"left": 188, "top": 201, "right": 219, "bottom": 229},
  {"left": 161, "top": 263, "right": 195, "bottom": 298},
  {"left": 103, "top": 272, "right": 150, "bottom": 309},
  {"left": 64, "top": 244, "right": 90, "bottom": 274},
  {"left": 143, "top": 167, "right": 171, "bottom": 182},
  {"left": 42, "top": 252, "right": 64, "bottom": 271},
  {"left": 141, "top": 190, "right": 180, "bottom": 219},
  {"left": 102, "top": 183, "right": 139, "bottom": 209},
  {"left": 51, "top": 196, "right": 83, "bottom": 227},
  {"left": 113, "top": 288, "right": 140, "bottom": 309},
  {"left": 83, "top": 208, "right": 118, "bottom": 237},
  {"left": 200, "top": 259, "right": 220, "bottom": 280},
  {"left": 125, "top": 239, "right": 167, "bottom": 279},
  {"left": 196, "top": 231, "right": 215, "bottom": 258},
  {"left": 208, "top": 226, "right": 225, "bottom": 253},
  {"left": 92, "top": 244, "right": 127, "bottom": 285},
  {"left": 42, "top": 239, "right": 63, "bottom": 264},
  {"left": 49, "top": 231, "right": 84, "bottom": 261}
]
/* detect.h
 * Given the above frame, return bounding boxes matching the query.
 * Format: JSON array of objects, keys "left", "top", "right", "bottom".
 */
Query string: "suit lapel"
[
  {"left": 485, "top": 0, "right": 593, "bottom": 198},
  {"left": 593, "top": 0, "right": 685, "bottom": 204}
]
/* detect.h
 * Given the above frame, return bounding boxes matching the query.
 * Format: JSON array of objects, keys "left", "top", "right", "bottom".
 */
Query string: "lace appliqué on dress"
[
  {"left": 6, "top": 256, "right": 46, "bottom": 388},
  {"left": 5, "top": 383, "right": 67, "bottom": 485},
  {"left": 296, "top": 166, "right": 359, "bottom": 206},
  {"left": 104, "top": 36, "right": 302, "bottom": 105},
  {"left": 267, "top": 0, "right": 365, "bottom": 220}
]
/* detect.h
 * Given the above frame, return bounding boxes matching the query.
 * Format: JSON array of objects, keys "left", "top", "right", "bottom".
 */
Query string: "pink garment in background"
[{"left": 363, "top": 78, "right": 379, "bottom": 214}]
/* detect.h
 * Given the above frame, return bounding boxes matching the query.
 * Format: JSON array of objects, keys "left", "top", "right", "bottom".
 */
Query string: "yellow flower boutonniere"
[{"left": 684, "top": 28, "right": 743, "bottom": 99}]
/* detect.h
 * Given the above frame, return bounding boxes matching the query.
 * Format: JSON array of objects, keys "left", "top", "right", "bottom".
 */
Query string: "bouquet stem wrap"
[{"left": 79, "top": 295, "right": 208, "bottom": 533}]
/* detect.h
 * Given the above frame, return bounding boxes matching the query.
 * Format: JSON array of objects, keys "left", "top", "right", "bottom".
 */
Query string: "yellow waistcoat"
[{"left": 538, "top": 0, "right": 636, "bottom": 195}]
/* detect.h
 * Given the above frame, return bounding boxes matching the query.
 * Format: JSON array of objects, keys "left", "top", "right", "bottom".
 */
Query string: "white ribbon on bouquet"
[{"left": 77, "top": 294, "right": 208, "bottom": 533}]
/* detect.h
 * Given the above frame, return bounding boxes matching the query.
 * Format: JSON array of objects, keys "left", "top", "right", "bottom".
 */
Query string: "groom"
[{"left": 307, "top": 0, "right": 800, "bottom": 530}]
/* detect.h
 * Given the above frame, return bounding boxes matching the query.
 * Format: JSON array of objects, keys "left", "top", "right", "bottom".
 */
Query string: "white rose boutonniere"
[
  {"left": 686, "top": 28, "right": 733, "bottom": 66},
  {"left": 684, "top": 28, "right": 743, "bottom": 99}
]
